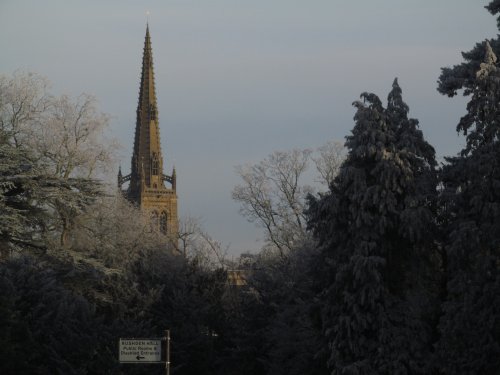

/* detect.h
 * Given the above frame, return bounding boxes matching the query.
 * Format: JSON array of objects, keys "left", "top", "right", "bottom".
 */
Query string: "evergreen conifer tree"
[
  {"left": 438, "top": 1, "right": 500, "bottom": 97},
  {"left": 435, "top": 42, "right": 500, "bottom": 375},
  {"left": 308, "top": 81, "right": 437, "bottom": 374},
  {"left": 0, "top": 256, "right": 103, "bottom": 375},
  {"left": 0, "top": 130, "right": 46, "bottom": 255}
]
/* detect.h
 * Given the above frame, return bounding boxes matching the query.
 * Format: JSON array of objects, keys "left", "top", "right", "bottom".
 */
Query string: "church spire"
[
  {"left": 118, "top": 25, "right": 178, "bottom": 243},
  {"left": 129, "top": 24, "right": 165, "bottom": 194},
  {"left": 138, "top": 23, "right": 157, "bottom": 116}
]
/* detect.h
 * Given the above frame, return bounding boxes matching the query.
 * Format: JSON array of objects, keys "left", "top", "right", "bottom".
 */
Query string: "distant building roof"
[{"left": 227, "top": 269, "right": 250, "bottom": 286}]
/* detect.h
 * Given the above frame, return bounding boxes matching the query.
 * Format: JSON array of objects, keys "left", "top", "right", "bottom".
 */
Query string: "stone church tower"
[{"left": 118, "top": 25, "right": 178, "bottom": 240}]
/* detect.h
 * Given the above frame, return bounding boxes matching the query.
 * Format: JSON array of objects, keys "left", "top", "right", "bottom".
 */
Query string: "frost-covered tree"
[
  {"left": 233, "top": 149, "right": 313, "bottom": 255},
  {"left": 437, "top": 1, "right": 500, "bottom": 97},
  {"left": 71, "top": 194, "right": 171, "bottom": 269},
  {"left": 313, "top": 140, "right": 345, "bottom": 187},
  {"left": 435, "top": 42, "right": 500, "bottom": 375},
  {"left": 232, "top": 143, "right": 345, "bottom": 256},
  {"left": 0, "top": 126, "right": 101, "bottom": 257},
  {"left": 308, "top": 81, "right": 437, "bottom": 374},
  {"left": 175, "top": 216, "right": 230, "bottom": 269},
  {"left": 35, "top": 93, "right": 115, "bottom": 247},
  {"left": 0, "top": 72, "right": 51, "bottom": 255},
  {"left": 0, "top": 71, "right": 113, "bottom": 250},
  {"left": 0, "top": 71, "right": 52, "bottom": 144},
  {"left": 0, "top": 130, "right": 44, "bottom": 255}
]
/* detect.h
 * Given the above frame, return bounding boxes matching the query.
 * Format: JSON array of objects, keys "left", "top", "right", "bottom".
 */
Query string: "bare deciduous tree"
[
  {"left": 1, "top": 71, "right": 117, "bottom": 180},
  {"left": 313, "top": 140, "right": 345, "bottom": 187},
  {"left": 177, "top": 216, "right": 228, "bottom": 269},
  {"left": 71, "top": 194, "right": 173, "bottom": 271},
  {"left": 0, "top": 71, "right": 52, "bottom": 146},
  {"left": 232, "top": 143, "right": 345, "bottom": 255},
  {"left": 34, "top": 94, "right": 117, "bottom": 180},
  {"left": 232, "top": 149, "right": 313, "bottom": 255}
]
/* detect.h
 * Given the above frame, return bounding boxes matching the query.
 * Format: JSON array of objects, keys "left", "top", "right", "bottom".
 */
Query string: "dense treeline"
[
  {"left": 2, "top": 2, "right": 500, "bottom": 374},
  {"left": 0, "top": 71, "right": 236, "bottom": 374}
]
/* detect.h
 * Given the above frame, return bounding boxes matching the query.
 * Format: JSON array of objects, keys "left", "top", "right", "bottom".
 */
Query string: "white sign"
[{"left": 119, "top": 338, "right": 163, "bottom": 363}]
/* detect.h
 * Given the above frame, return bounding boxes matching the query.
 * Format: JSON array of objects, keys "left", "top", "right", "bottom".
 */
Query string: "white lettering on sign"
[{"left": 119, "top": 338, "right": 163, "bottom": 363}]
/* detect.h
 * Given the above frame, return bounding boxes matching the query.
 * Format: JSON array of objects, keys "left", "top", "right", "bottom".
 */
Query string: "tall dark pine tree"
[
  {"left": 308, "top": 81, "right": 437, "bottom": 374},
  {"left": 435, "top": 42, "right": 500, "bottom": 375}
]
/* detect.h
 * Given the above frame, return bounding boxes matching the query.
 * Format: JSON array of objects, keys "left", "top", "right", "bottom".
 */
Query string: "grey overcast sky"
[{"left": 0, "top": 1, "right": 498, "bottom": 254}]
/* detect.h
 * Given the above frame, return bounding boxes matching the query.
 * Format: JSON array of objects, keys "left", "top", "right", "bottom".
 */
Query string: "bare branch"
[
  {"left": 312, "top": 140, "right": 346, "bottom": 187},
  {"left": 233, "top": 149, "right": 312, "bottom": 255}
]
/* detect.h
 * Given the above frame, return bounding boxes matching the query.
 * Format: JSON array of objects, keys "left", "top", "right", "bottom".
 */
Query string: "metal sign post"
[{"left": 165, "top": 329, "right": 170, "bottom": 375}]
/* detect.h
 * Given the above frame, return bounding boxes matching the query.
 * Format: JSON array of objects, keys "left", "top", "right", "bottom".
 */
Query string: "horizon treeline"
[{"left": 2, "top": 2, "right": 500, "bottom": 374}]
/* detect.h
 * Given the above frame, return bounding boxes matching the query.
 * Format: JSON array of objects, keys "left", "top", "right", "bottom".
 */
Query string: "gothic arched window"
[
  {"left": 152, "top": 153, "right": 159, "bottom": 176},
  {"left": 160, "top": 211, "right": 168, "bottom": 234}
]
